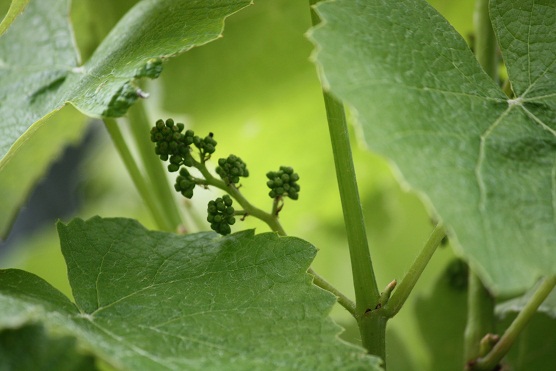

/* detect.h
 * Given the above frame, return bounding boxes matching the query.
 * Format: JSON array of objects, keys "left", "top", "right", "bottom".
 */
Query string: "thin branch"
[
  {"left": 383, "top": 224, "right": 445, "bottom": 318},
  {"left": 472, "top": 276, "right": 556, "bottom": 370}
]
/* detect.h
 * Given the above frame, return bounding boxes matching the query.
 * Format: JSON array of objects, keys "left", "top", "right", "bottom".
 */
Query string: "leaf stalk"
[
  {"left": 471, "top": 276, "right": 556, "bottom": 370},
  {"left": 127, "top": 103, "right": 184, "bottom": 231},
  {"left": 103, "top": 118, "right": 171, "bottom": 231},
  {"left": 383, "top": 224, "right": 446, "bottom": 318}
]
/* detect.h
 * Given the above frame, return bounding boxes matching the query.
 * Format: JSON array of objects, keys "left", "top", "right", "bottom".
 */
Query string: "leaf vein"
[
  {"left": 475, "top": 106, "right": 513, "bottom": 212},
  {"left": 521, "top": 104, "right": 556, "bottom": 136},
  {"left": 86, "top": 317, "right": 177, "bottom": 369}
]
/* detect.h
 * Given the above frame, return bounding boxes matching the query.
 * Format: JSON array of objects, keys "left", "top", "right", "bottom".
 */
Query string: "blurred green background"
[{"left": 3, "top": 1, "right": 551, "bottom": 370}]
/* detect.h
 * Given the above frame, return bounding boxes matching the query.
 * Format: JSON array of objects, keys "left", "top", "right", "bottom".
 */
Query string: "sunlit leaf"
[
  {"left": 309, "top": 0, "right": 556, "bottom": 295},
  {"left": 0, "top": 217, "right": 381, "bottom": 370}
]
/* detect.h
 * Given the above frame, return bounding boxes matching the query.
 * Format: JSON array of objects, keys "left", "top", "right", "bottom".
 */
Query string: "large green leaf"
[
  {"left": 0, "top": 0, "right": 251, "bottom": 237},
  {"left": 309, "top": 0, "right": 556, "bottom": 295},
  {"left": 0, "top": 0, "right": 77, "bottom": 162},
  {"left": 0, "top": 217, "right": 380, "bottom": 370}
]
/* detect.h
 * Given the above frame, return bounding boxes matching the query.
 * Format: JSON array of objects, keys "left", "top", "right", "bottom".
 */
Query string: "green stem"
[
  {"left": 464, "top": 0, "right": 499, "bottom": 363},
  {"left": 103, "top": 119, "right": 171, "bottom": 231},
  {"left": 127, "top": 103, "right": 184, "bottom": 231},
  {"left": 193, "top": 161, "right": 287, "bottom": 236},
  {"left": 464, "top": 272, "right": 496, "bottom": 362},
  {"left": 474, "top": 0, "right": 498, "bottom": 82},
  {"left": 312, "top": 20, "right": 380, "bottom": 307},
  {"left": 384, "top": 224, "right": 446, "bottom": 317},
  {"left": 322, "top": 80, "right": 384, "bottom": 357},
  {"left": 472, "top": 276, "right": 556, "bottom": 370},
  {"left": 308, "top": 268, "right": 356, "bottom": 316},
  {"left": 310, "top": 0, "right": 381, "bottom": 358}
]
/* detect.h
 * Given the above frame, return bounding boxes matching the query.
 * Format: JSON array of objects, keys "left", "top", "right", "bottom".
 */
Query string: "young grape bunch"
[
  {"left": 216, "top": 154, "right": 249, "bottom": 185},
  {"left": 207, "top": 195, "right": 236, "bottom": 235},
  {"left": 266, "top": 166, "right": 300, "bottom": 200}
]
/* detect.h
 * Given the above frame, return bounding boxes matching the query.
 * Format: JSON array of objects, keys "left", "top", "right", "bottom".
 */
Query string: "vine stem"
[
  {"left": 472, "top": 276, "right": 556, "bottom": 370},
  {"left": 464, "top": 272, "right": 496, "bottom": 362},
  {"left": 193, "top": 161, "right": 287, "bottom": 236},
  {"left": 309, "top": 0, "right": 382, "bottom": 359},
  {"left": 465, "top": 0, "right": 498, "bottom": 363},
  {"left": 127, "top": 104, "right": 184, "bottom": 231},
  {"left": 103, "top": 118, "right": 171, "bottom": 231},
  {"left": 309, "top": 268, "right": 356, "bottom": 316},
  {"left": 383, "top": 224, "right": 446, "bottom": 317},
  {"left": 473, "top": 0, "right": 498, "bottom": 80},
  {"left": 320, "top": 90, "right": 380, "bottom": 307}
]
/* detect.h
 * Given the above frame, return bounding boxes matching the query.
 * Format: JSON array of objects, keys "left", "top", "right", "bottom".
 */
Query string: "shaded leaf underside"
[
  {"left": 309, "top": 0, "right": 555, "bottom": 295},
  {"left": 0, "top": 0, "right": 251, "bottom": 163},
  {"left": 0, "top": 0, "right": 251, "bottom": 238}
]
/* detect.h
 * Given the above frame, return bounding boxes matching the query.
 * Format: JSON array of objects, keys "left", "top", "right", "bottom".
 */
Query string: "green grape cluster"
[
  {"left": 193, "top": 133, "right": 217, "bottom": 160},
  {"left": 174, "top": 168, "right": 196, "bottom": 199},
  {"left": 266, "top": 166, "right": 300, "bottom": 200},
  {"left": 207, "top": 195, "right": 236, "bottom": 235},
  {"left": 150, "top": 119, "right": 192, "bottom": 163},
  {"left": 150, "top": 119, "right": 217, "bottom": 172},
  {"left": 216, "top": 154, "right": 249, "bottom": 185}
]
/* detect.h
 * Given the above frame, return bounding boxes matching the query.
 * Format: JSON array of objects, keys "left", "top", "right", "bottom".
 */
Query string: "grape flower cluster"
[
  {"left": 207, "top": 195, "right": 236, "bottom": 235},
  {"left": 151, "top": 118, "right": 218, "bottom": 199},
  {"left": 216, "top": 154, "right": 249, "bottom": 185},
  {"left": 151, "top": 118, "right": 301, "bottom": 236},
  {"left": 266, "top": 166, "right": 300, "bottom": 200},
  {"left": 174, "top": 168, "right": 196, "bottom": 199},
  {"left": 150, "top": 118, "right": 217, "bottom": 173}
]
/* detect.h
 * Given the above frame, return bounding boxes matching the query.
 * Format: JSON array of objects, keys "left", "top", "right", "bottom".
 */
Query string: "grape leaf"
[
  {"left": 0, "top": 0, "right": 251, "bottom": 237},
  {"left": 0, "top": 217, "right": 381, "bottom": 370},
  {"left": 309, "top": 0, "right": 556, "bottom": 295}
]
